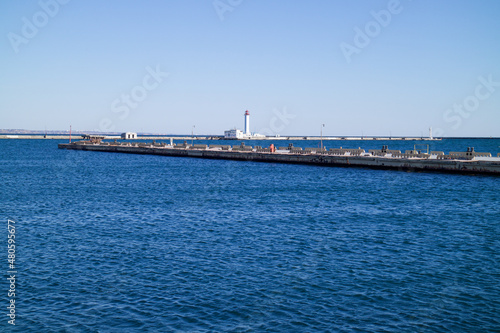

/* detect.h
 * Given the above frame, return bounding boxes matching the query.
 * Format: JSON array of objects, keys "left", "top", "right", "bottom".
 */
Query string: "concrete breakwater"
[
  {"left": 3, "top": 134, "right": 440, "bottom": 140},
  {"left": 58, "top": 141, "right": 500, "bottom": 175}
]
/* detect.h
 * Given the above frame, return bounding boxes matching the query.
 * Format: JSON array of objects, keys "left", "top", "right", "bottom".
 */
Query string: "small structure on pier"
[
  {"left": 121, "top": 132, "right": 137, "bottom": 139},
  {"left": 82, "top": 135, "right": 105, "bottom": 144}
]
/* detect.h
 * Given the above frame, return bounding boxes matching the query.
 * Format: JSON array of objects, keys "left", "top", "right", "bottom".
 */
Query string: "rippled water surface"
[{"left": 1, "top": 139, "right": 499, "bottom": 332}]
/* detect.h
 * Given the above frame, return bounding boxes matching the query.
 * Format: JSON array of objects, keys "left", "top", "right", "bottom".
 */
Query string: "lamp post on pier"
[
  {"left": 320, "top": 124, "right": 325, "bottom": 150},
  {"left": 191, "top": 125, "right": 195, "bottom": 146}
]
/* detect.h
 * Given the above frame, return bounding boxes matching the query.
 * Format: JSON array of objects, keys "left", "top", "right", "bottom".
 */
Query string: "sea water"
[{"left": 0, "top": 139, "right": 499, "bottom": 332}]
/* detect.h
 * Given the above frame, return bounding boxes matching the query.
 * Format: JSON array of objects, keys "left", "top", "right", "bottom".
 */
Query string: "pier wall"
[{"left": 58, "top": 143, "right": 500, "bottom": 175}]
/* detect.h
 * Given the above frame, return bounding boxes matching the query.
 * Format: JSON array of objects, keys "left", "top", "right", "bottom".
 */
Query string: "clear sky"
[{"left": 1, "top": 0, "right": 499, "bottom": 137}]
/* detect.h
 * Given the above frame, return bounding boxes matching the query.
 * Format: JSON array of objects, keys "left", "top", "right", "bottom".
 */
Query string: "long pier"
[
  {"left": 58, "top": 141, "right": 500, "bottom": 175},
  {"left": 2, "top": 134, "right": 439, "bottom": 140}
]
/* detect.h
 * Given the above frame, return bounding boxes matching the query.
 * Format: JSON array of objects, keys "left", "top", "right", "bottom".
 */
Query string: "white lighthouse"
[
  {"left": 223, "top": 109, "right": 264, "bottom": 139},
  {"left": 244, "top": 110, "right": 250, "bottom": 135}
]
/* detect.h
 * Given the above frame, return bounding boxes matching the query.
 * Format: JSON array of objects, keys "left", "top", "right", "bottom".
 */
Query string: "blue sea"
[{"left": 1, "top": 138, "right": 499, "bottom": 332}]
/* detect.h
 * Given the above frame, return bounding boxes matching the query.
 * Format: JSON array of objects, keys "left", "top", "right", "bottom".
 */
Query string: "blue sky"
[{"left": 1, "top": 0, "right": 499, "bottom": 136}]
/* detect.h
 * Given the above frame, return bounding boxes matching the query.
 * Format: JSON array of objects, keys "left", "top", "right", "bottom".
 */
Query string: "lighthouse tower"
[{"left": 244, "top": 110, "right": 250, "bottom": 136}]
